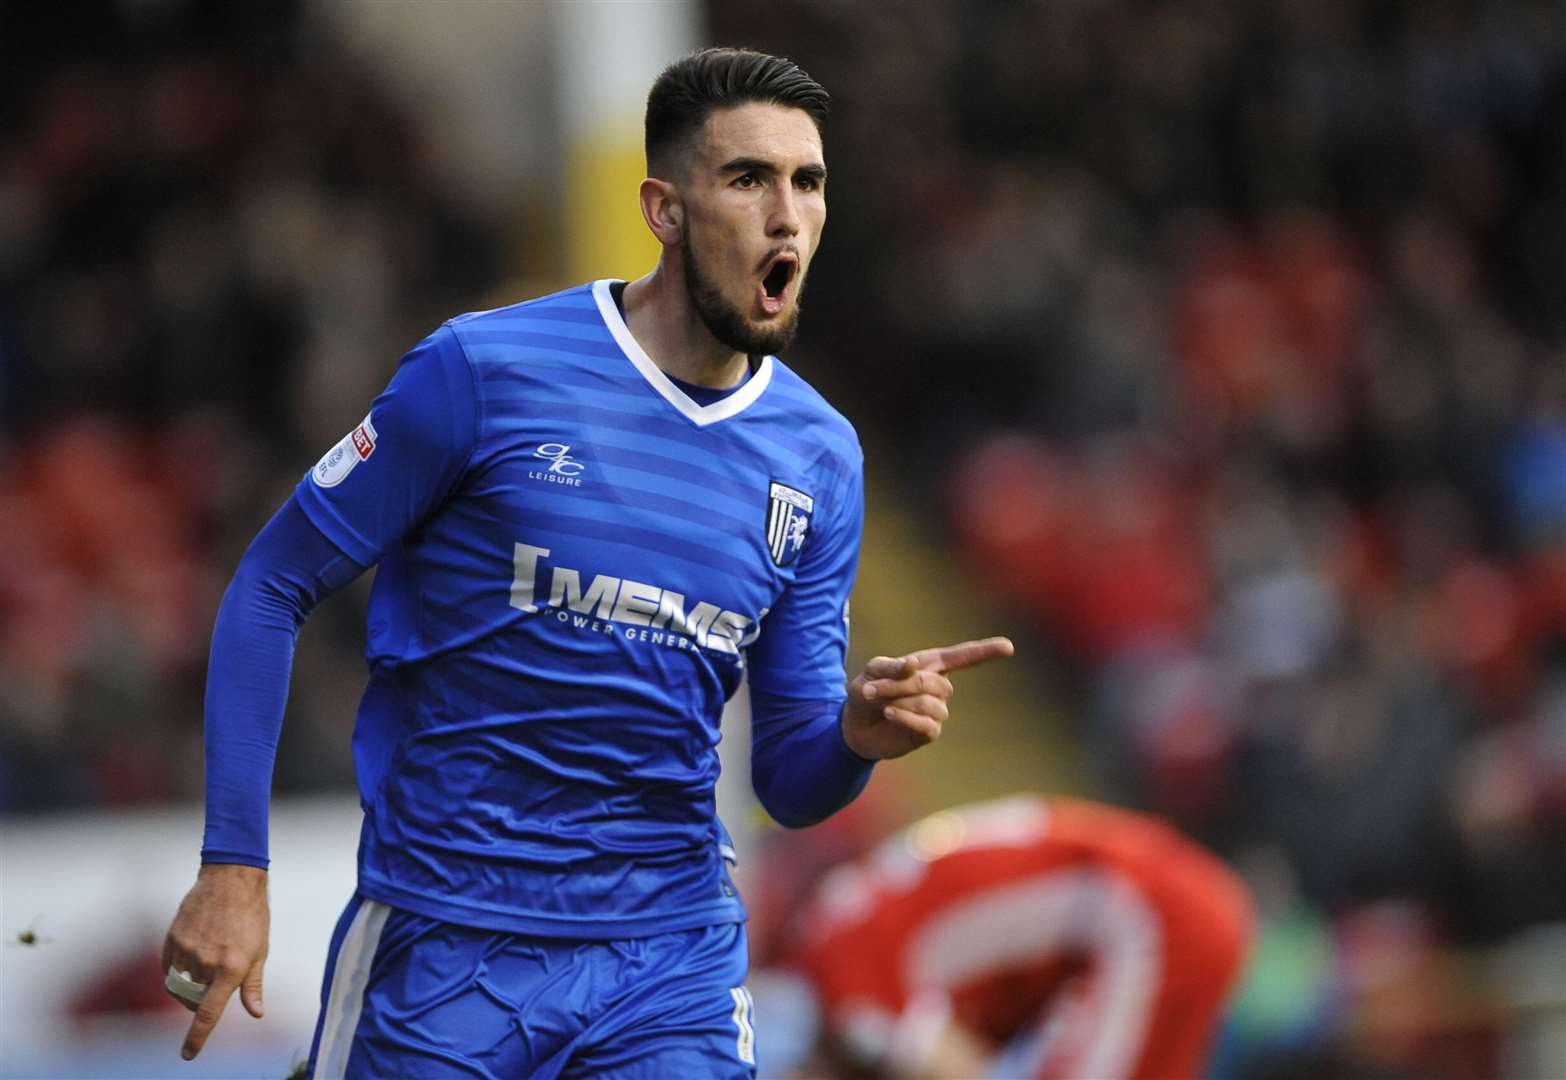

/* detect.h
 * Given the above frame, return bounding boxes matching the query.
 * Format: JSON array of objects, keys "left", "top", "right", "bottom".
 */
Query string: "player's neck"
[{"left": 620, "top": 268, "right": 751, "bottom": 390}]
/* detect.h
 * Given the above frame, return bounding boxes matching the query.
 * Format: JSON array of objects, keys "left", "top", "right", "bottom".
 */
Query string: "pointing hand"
[{"left": 841, "top": 637, "right": 1014, "bottom": 760}]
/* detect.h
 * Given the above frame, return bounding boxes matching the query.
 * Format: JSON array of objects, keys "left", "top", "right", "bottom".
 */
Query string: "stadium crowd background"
[{"left": 1, "top": 1, "right": 1562, "bottom": 1077}]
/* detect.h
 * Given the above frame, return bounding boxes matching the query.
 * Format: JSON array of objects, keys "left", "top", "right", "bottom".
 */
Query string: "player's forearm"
[
  {"left": 200, "top": 567, "right": 301, "bottom": 867},
  {"left": 750, "top": 692, "right": 874, "bottom": 828},
  {"left": 201, "top": 496, "right": 362, "bottom": 867}
]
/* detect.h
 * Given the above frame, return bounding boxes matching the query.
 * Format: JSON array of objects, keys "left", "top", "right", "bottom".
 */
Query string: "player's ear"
[{"left": 639, "top": 177, "right": 683, "bottom": 246}]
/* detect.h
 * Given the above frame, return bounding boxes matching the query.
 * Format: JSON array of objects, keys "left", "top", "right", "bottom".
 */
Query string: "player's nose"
[{"left": 767, "top": 188, "right": 801, "bottom": 238}]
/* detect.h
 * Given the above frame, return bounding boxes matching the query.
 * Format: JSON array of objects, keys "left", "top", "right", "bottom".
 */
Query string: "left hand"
[
  {"left": 841, "top": 637, "right": 1014, "bottom": 760},
  {"left": 161, "top": 864, "right": 270, "bottom": 1060}
]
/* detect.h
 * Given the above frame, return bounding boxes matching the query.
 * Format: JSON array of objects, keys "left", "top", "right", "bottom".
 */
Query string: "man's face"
[{"left": 678, "top": 102, "right": 827, "bottom": 356}]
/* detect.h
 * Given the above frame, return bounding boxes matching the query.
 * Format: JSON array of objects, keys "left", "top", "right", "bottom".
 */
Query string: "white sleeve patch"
[{"left": 312, "top": 414, "right": 377, "bottom": 488}]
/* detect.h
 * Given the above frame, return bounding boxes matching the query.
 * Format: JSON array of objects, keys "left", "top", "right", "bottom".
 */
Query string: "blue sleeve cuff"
[
  {"left": 200, "top": 850, "right": 270, "bottom": 871},
  {"left": 751, "top": 693, "right": 875, "bottom": 828}
]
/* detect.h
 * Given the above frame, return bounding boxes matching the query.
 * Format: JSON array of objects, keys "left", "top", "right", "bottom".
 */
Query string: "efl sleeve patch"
[{"left": 312, "top": 414, "right": 378, "bottom": 488}]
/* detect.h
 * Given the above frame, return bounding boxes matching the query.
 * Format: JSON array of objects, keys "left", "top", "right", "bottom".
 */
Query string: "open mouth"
[{"left": 758, "top": 253, "right": 798, "bottom": 315}]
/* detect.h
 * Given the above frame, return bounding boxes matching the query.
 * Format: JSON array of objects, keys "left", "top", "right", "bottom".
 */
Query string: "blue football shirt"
[{"left": 293, "top": 281, "right": 865, "bottom": 938}]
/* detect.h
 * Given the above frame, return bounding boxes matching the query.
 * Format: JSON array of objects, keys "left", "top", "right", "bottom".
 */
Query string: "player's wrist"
[
  {"left": 195, "top": 862, "right": 269, "bottom": 892},
  {"left": 837, "top": 702, "right": 880, "bottom": 761}
]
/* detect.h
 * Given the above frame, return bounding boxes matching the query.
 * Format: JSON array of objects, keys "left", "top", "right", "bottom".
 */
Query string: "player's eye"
[
  {"left": 794, "top": 175, "right": 820, "bottom": 192},
  {"left": 733, "top": 172, "right": 760, "bottom": 189}
]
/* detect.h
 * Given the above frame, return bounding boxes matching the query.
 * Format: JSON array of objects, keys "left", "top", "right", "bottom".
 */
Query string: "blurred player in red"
[{"left": 768, "top": 795, "right": 1254, "bottom": 1079}]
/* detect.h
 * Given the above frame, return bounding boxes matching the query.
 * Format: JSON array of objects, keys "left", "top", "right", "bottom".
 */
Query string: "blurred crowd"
[
  {"left": 718, "top": 1, "right": 1565, "bottom": 1076},
  {"left": 0, "top": 2, "right": 501, "bottom": 809},
  {"left": 3, "top": 0, "right": 1563, "bottom": 1076}
]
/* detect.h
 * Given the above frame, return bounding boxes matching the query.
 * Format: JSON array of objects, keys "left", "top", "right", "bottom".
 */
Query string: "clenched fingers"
[
  {"left": 879, "top": 694, "right": 949, "bottom": 725},
  {"left": 881, "top": 704, "right": 943, "bottom": 742},
  {"left": 861, "top": 655, "right": 915, "bottom": 681},
  {"left": 861, "top": 667, "right": 954, "bottom": 704}
]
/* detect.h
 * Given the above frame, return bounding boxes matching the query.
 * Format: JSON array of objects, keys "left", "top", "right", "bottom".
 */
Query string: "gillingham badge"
[{"left": 766, "top": 481, "right": 814, "bottom": 567}]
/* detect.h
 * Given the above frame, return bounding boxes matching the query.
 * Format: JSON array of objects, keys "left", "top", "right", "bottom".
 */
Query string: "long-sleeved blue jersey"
[{"left": 202, "top": 280, "right": 872, "bottom": 938}]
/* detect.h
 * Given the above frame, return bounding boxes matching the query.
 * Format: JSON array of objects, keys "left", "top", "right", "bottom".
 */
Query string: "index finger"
[
  {"left": 181, "top": 973, "right": 240, "bottom": 1061},
  {"left": 907, "top": 636, "right": 1015, "bottom": 674}
]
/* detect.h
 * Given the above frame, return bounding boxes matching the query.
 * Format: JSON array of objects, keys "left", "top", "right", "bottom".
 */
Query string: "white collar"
[{"left": 592, "top": 279, "right": 774, "bottom": 427}]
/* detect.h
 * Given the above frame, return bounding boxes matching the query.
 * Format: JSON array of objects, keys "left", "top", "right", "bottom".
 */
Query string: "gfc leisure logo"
[{"left": 528, "top": 443, "right": 585, "bottom": 487}]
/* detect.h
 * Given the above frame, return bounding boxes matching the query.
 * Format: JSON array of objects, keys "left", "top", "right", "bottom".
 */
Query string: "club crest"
[{"left": 766, "top": 481, "right": 814, "bottom": 567}]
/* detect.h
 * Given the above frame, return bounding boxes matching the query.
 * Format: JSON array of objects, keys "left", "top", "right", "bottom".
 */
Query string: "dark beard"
[{"left": 683, "top": 237, "right": 801, "bottom": 357}]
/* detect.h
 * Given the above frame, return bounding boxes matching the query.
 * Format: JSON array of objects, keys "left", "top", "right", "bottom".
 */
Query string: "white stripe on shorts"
[
  {"left": 730, "top": 985, "right": 756, "bottom": 1065},
  {"left": 315, "top": 899, "right": 391, "bottom": 1079}
]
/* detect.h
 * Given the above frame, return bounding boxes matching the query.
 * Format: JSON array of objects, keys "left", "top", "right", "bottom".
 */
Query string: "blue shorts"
[{"left": 306, "top": 893, "right": 757, "bottom": 1079}]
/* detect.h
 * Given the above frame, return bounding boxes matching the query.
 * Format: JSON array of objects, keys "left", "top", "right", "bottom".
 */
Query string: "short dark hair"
[{"left": 645, "top": 47, "right": 829, "bottom": 176}]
